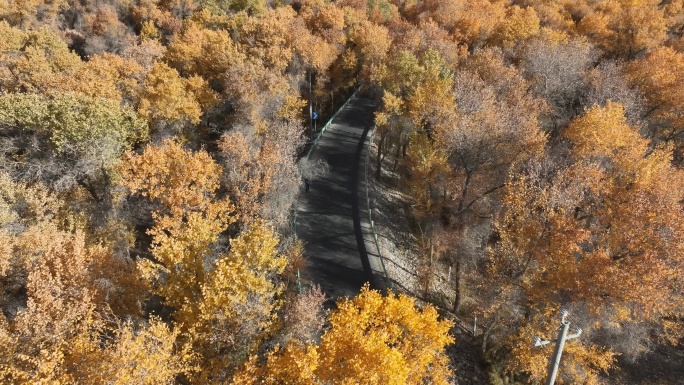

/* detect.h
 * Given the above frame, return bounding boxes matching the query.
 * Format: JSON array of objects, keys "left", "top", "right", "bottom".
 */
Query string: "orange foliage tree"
[
  {"left": 485, "top": 102, "right": 684, "bottom": 383},
  {"left": 626, "top": 47, "right": 684, "bottom": 156},
  {"left": 578, "top": 0, "right": 670, "bottom": 59}
]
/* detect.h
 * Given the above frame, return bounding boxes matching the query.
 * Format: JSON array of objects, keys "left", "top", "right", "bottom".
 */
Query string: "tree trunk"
[
  {"left": 452, "top": 260, "right": 462, "bottom": 314},
  {"left": 457, "top": 170, "right": 472, "bottom": 214},
  {"left": 376, "top": 132, "right": 385, "bottom": 179},
  {"left": 481, "top": 324, "right": 492, "bottom": 357},
  {"left": 421, "top": 238, "right": 434, "bottom": 295},
  {"left": 392, "top": 140, "right": 401, "bottom": 171}
]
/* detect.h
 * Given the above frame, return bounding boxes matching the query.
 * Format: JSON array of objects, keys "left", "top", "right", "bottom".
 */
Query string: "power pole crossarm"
[{"left": 534, "top": 310, "right": 583, "bottom": 385}]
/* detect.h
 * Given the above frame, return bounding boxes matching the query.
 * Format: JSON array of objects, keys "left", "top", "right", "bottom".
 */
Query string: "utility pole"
[{"left": 534, "top": 309, "right": 583, "bottom": 385}]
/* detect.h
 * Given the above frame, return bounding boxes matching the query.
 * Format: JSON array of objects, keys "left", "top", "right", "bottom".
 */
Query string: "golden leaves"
[
  {"left": 506, "top": 309, "right": 616, "bottom": 385},
  {"left": 377, "top": 49, "right": 456, "bottom": 136},
  {"left": 0, "top": 24, "right": 80, "bottom": 93},
  {"left": 321, "top": 287, "right": 453, "bottom": 385},
  {"left": 137, "top": 62, "right": 218, "bottom": 125},
  {"left": 626, "top": 47, "right": 684, "bottom": 137},
  {"left": 236, "top": 6, "right": 296, "bottom": 72},
  {"left": 404, "top": 131, "right": 449, "bottom": 220},
  {"left": 165, "top": 21, "right": 244, "bottom": 82},
  {"left": 348, "top": 20, "right": 391, "bottom": 80},
  {"left": 277, "top": 94, "right": 307, "bottom": 122},
  {"left": 489, "top": 100, "right": 684, "bottom": 383},
  {"left": 232, "top": 286, "right": 454, "bottom": 385},
  {"left": 120, "top": 139, "right": 227, "bottom": 217},
  {"left": 489, "top": 6, "right": 541, "bottom": 48},
  {"left": 120, "top": 140, "right": 234, "bottom": 325},
  {"left": 84, "top": 318, "right": 194, "bottom": 385},
  {"left": 0, "top": 174, "right": 164, "bottom": 383},
  {"left": 62, "top": 53, "right": 142, "bottom": 103},
  {"left": 577, "top": 0, "right": 669, "bottom": 58},
  {"left": 200, "top": 219, "right": 285, "bottom": 315},
  {"left": 120, "top": 141, "right": 291, "bottom": 382},
  {"left": 564, "top": 101, "right": 646, "bottom": 162}
]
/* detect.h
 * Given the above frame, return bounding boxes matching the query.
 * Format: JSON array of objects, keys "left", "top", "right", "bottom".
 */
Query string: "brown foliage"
[
  {"left": 276, "top": 285, "right": 326, "bottom": 345},
  {"left": 218, "top": 123, "right": 302, "bottom": 228}
]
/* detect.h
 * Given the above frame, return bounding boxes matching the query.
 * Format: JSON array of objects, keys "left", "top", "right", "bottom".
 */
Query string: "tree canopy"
[{"left": 0, "top": 0, "right": 683, "bottom": 383}]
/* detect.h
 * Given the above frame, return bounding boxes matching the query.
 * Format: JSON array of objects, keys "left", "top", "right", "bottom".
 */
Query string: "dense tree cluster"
[
  {"left": 0, "top": 0, "right": 682, "bottom": 383},
  {"left": 365, "top": 0, "right": 684, "bottom": 383},
  {"left": 0, "top": 0, "right": 457, "bottom": 382}
]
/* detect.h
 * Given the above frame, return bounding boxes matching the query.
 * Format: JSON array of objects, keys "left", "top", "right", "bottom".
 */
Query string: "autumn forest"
[{"left": 0, "top": 0, "right": 683, "bottom": 383}]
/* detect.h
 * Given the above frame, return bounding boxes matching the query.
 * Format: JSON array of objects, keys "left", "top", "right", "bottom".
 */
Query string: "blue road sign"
[{"left": 312, "top": 112, "right": 318, "bottom": 120}]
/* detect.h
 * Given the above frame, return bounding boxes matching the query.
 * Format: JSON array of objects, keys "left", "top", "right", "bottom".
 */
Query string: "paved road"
[{"left": 296, "top": 93, "right": 386, "bottom": 302}]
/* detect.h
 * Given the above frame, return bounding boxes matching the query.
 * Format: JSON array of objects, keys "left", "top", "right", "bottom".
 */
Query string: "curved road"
[{"left": 296, "top": 93, "right": 386, "bottom": 302}]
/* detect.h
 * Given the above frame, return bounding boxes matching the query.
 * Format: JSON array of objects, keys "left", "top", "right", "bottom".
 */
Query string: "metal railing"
[
  {"left": 365, "top": 125, "right": 393, "bottom": 290},
  {"left": 306, "top": 86, "right": 361, "bottom": 158}
]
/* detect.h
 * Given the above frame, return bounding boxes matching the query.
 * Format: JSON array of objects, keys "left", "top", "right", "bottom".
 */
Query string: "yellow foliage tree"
[
  {"left": 193, "top": 220, "right": 287, "bottom": 382},
  {"left": 300, "top": 1, "right": 346, "bottom": 47},
  {"left": 373, "top": 49, "right": 456, "bottom": 183},
  {"left": 165, "top": 21, "right": 245, "bottom": 82},
  {"left": 80, "top": 318, "right": 193, "bottom": 385},
  {"left": 403, "top": 131, "right": 449, "bottom": 221},
  {"left": 405, "top": 50, "right": 457, "bottom": 136},
  {"left": 137, "top": 62, "right": 218, "bottom": 126},
  {"left": 0, "top": 172, "right": 160, "bottom": 384},
  {"left": 235, "top": 7, "right": 297, "bottom": 72},
  {"left": 120, "top": 140, "right": 289, "bottom": 382},
  {"left": 0, "top": 0, "right": 66, "bottom": 28},
  {"left": 564, "top": 101, "right": 644, "bottom": 162},
  {"left": 0, "top": 23, "right": 81, "bottom": 93},
  {"left": 232, "top": 286, "right": 454, "bottom": 385},
  {"left": 409, "top": 0, "right": 507, "bottom": 47},
  {"left": 119, "top": 139, "right": 234, "bottom": 326},
  {"left": 348, "top": 19, "right": 391, "bottom": 82},
  {"left": 489, "top": 5, "right": 540, "bottom": 48},
  {"left": 61, "top": 53, "right": 143, "bottom": 104},
  {"left": 505, "top": 306, "right": 616, "bottom": 384}
]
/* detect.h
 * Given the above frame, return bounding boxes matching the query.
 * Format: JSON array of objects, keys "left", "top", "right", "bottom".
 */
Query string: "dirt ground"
[{"left": 605, "top": 343, "right": 684, "bottom": 385}]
